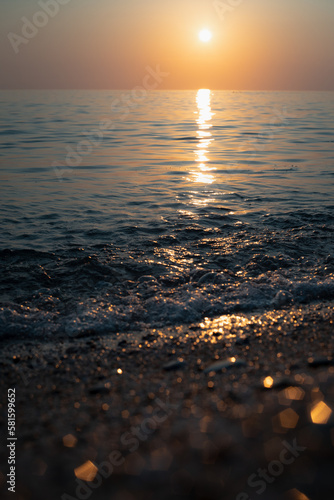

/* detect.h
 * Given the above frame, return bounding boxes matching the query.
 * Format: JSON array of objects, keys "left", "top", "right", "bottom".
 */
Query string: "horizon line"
[{"left": 0, "top": 88, "right": 333, "bottom": 92}]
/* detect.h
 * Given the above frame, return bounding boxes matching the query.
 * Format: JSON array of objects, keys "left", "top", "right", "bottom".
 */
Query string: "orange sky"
[{"left": 1, "top": 0, "right": 333, "bottom": 89}]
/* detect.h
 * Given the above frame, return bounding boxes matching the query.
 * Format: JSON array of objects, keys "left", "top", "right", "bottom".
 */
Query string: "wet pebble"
[
  {"left": 204, "top": 358, "right": 247, "bottom": 374},
  {"left": 261, "top": 377, "right": 293, "bottom": 390},
  {"left": 235, "top": 337, "right": 250, "bottom": 346},
  {"left": 308, "top": 356, "right": 333, "bottom": 368},
  {"left": 89, "top": 384, "right": 111, "bottom": 395},
  {"left": 163, "top": 359, "right": 186, "bottom": 371}
]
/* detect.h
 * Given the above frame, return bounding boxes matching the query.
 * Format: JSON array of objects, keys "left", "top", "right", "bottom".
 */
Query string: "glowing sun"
[{"left": 199, "top": 29, "right": 212, "bottom": 43}]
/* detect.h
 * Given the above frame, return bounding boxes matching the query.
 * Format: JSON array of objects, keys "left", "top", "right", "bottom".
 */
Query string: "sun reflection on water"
[
  {"left": 191, "top": 89, "right": 216, "bottom": 185},
  {"left": 196, "top": 89, "right": 213, "bottom": 128}
]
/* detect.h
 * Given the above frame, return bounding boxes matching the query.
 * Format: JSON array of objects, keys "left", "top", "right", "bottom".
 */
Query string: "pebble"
[
  {"left": 163, "top": 359, "right": 186, "bottom": 371},
  {"left": 204, "top": 358, "right": 247, "bottom": 374},
  {"left": 308, "top": 356, "right": 333, "bottom": 368},
  {"left": 261, "top": 377, "right": 293, "bottom": 390},
  {"left": 89, "top": 384, "right": 111, "bottom": 395},
  {"left": 235, "top": 337, "right": 250, "bottom": 346}
]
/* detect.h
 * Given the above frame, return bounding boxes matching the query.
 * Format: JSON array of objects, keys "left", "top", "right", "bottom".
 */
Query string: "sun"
[{"left": 199, "top": 29, "right": 212, "bottom": 43}]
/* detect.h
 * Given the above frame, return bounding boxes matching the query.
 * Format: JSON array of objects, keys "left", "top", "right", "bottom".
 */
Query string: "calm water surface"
[{"left": 0, "top": 90, "right": 333, "bottom": 338}]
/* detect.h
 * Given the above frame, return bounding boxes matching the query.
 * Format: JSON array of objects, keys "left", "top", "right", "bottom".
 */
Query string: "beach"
[
  {"left": 1, "top": 0, "right": 334, "bottom": 495},
  {"left": 0, "top": 303, "right": 333, "bottom": 500}
]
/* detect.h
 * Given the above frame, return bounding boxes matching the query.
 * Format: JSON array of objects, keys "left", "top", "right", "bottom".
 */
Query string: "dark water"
[{"left": 0, "top": 90, "right": 333, "bottom": 338}]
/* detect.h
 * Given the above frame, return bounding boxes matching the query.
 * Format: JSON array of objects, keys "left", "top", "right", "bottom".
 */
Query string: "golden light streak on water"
[{"left": 188, "top": 89, "right": 216, "bottom": 186}]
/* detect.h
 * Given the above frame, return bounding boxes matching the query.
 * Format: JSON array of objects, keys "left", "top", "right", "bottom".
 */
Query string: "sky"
[{"left": 1, "top": 0, "right": 334, "bottom": 90}]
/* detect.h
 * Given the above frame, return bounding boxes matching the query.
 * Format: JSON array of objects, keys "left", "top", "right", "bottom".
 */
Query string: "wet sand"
[{"left": 0, "top": 303, "right": 333, "bottom": 500}]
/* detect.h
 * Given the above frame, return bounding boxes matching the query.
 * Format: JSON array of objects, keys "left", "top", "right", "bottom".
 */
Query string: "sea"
[{"left": 0, "top": 90, "right": 333, "bottom": 339}]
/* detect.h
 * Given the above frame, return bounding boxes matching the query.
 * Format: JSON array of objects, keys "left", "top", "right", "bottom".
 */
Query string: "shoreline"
[{"left": 0, "top": 303, "right": 334, "bottom": 499}]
